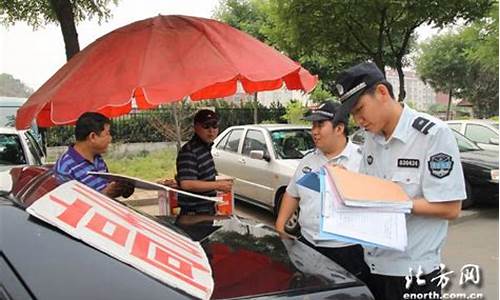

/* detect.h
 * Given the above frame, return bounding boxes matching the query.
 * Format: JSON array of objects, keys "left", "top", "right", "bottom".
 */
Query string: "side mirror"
[
  {"left": 489, "top": 138, "right": 499, "bottom": 145},
  {"left": 250, "top": 150, "right": 270, "bottom": 162}
]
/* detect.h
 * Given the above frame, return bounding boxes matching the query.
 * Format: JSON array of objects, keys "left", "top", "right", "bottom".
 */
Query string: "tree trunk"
[
  {"left": 49, "top": 0, "right": 80, "bottom": 60},
  {"left": 396, "top": 61, "right": 406, "bottom": 102},
  {"left": 446, "top": 89, "right": 453, "bottom": 121},
  {"left": 172, "top": 103, "right": 182, "bottom": 152},
  {"left": 374, "top": 57, "right": 386, "bottom": 78},
  {"left": 253, "top": 92, "right": 258, "bottom": 124}
]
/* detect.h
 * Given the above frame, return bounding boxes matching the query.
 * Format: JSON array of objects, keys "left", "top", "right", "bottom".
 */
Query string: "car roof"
[
  {"left": 0, "top": 127, "right": 25, "bottom": 134},
  {"left": 225, "top": 123, "right": 311, "bottom": 131},
  {"left": 446, "top": 119, "right": 498, "bottom": 126}
]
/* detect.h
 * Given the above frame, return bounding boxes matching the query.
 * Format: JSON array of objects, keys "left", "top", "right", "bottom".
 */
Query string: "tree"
[
  {"left": 415, "top": 33, "right": 469, "bottom": 120},
  {"left": 308, "top": 81, "right": 333, "bottom": 104},
  {"left": 0, "top": 73, "right": 34, "bottom": 97},
  {"left": 265, "top": 0, "right": 493, "bottom": 101},
  {"left": 416, "top": 4, "right": 499, "bottom": 119},
  {"left": 148, "top": 100, "right": 196, "bottom": 152},
  {"left": 0, "top": 0, "right": 118, "bottom": 60},
  {"left": 283, "top": 100, "right": 308, "bottom": 124},
  {"left": 458, "top": 4, "right": 499, "bottom": 118},
  {"left": 214, "top": 0, "right": 269, "bottom": 42}
]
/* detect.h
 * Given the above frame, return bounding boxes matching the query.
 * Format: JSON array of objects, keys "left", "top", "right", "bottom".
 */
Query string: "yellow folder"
[{"left": 325, "top": 165, "right": 411, "bottom": 207}]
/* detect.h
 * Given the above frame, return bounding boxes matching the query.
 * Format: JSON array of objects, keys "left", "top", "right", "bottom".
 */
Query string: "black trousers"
[
  {"left": 299, "top": 236, "right": 370, "bottom": 284},
  {"left": 366, "top": 269, "right": 442, "bottom": 300}
]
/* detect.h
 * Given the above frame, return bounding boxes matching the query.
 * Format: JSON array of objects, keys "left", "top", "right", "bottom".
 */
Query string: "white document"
[{"left": 321, "top": 170, "right": 408, "bottom": 251}]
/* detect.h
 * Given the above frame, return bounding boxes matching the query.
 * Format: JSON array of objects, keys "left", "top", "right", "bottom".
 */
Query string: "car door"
[
  {"left": 211, "top": 128, "right": 245, "bottom": 192},
  {"left": 236, "top": 129, "right": 274, "bottom": 206},
  {"left": 464, "top": 123, "right": 499, "bottom": 151}
]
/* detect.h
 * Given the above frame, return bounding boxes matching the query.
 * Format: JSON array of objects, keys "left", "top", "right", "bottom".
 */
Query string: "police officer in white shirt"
[
  {"left": 333, "top": 62, "right": 466, "bottom": 300},
  {"left": 275, "top": 100, "right": 370, "bottom": 283}
]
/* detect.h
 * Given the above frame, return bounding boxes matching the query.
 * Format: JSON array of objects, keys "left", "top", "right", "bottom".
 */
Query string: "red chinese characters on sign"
[{"left": 26, "top": 181, "right": 213, "bottom": 300}]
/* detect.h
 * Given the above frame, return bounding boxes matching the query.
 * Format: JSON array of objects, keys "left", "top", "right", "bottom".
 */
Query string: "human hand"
[
  {"left": 102, "top": 181, "right": 123, "bottom": 198},
  {"left": 157, "top": 178, "right": 178, "bottom": 188},
  {"left": 217, "top": 180, "right": 233, "bottom": 192}
]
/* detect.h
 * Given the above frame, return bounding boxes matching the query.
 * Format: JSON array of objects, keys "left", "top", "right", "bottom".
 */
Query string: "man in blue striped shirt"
[{"left": 54, "top": 112, "right": 132, "bottom": 198}]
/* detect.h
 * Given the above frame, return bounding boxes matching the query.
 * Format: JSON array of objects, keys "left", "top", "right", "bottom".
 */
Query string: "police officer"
[
  {"left": 176, "top": 109, "right": 232, "bottom": 215},
  {"left": 333, "top": 62, "right": 466, "bottom": 300},
  {"left": 275, "top": 100, "right": 370, "bottom": 283}
]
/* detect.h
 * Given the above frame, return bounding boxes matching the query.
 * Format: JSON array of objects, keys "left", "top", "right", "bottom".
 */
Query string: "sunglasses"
[{"left": 201, "top": 123, "right": 219, "bottom": 129}]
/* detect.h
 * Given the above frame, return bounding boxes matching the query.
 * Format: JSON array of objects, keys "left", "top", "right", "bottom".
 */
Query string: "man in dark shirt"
[{"left": 176, "top": 109, "right": 233, "bottom": 215}]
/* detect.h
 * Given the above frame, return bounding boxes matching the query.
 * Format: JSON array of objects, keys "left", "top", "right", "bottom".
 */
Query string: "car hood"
[
  {"left": 197, "top": 218, "right": 366, "bottom": 299},
  {"left": 460, "top": 150, "right": 499, "bottom": 169}
]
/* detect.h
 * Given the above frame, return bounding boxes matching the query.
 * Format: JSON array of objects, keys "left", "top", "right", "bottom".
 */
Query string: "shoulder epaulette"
[{"left": 412, "top": 116, "right": 435, "bottom": 135}]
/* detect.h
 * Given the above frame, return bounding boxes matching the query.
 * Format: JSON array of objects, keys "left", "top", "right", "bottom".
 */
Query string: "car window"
[
  {"left": 242, "top": 130, "right": 268, "bottom": 157},
  {"left": 452, "top": 130, "right": 481, "bottom": 152},
  {"left": 271, "top": 129, "right": 314, "bottom": 159},
  {"left": 25, "top": 131, "right": 45, "bottom": 160},
  {"left": 215, "top": 130, "right": 231, "bottom": 150},
  {"left": 0, "top": 134, "right": 27, "bottom": 165},
  {"left": 447, "top": 123, "right": 461, "bottom": 132},
  {"left": 23, "top": 132, "right": 43, "bottom": 165},
  {"left": 465, "top": 124, "right": 498, "bottom": 144},
  {"left": 223, "top": 129, "right": 243, "bottom": 153}
]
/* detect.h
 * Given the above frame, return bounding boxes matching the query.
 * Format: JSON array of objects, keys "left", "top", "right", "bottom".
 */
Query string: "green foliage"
[
  {"left": 309, "top": 81, "right": 333, "bottom": 104},
  {"left": 415, "top": 32, "right": 469, "bottom": 94},
  {"left": 0, "top": 73, "right": 33, "bottom": 97},
  {"left": 461, "top": 4, "right": 499, "bottom": 73},
  {"left": 283, "top": 100, "right": 307, "bottom": 124},
  {"left": 213, "top": 0, "right": 270, "bottom": 42},
  {"left": 416, "top": 4, "right": 499, "bottom": 119},
  {"left": 264, "top": 0, "right": 492, "bottom": 98},
  {"left": 46, "top": 106, "right": 287, "bottom": 146},
  {"left": 0, "top": 0, "right": 118, "bottom": 27}
]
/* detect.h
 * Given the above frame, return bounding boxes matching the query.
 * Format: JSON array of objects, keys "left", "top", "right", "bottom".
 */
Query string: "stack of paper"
[
  {"left": 325, "top": 165, "right": 412, "bottom": 213},
  {"left": 296, "top": 167, "right": 410, "bottom": 251}
]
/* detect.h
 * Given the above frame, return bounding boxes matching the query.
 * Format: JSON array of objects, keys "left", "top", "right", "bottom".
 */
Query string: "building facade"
[{"left": 385, "top": 69, "right": 436, "bottom": 111}]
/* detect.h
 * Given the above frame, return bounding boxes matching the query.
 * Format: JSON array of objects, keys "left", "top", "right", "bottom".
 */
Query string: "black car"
[
  {"left": 350, "top": 129, "right": 499, "bottom": 209},
  {"left": 0, "top": 166, "right": 374, "bottom": 300}
]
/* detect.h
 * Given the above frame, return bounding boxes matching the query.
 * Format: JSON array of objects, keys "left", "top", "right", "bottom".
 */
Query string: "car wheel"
[
  {"left": 274, "top": 191, "right": 301, "bottom": 236},
  {"left": 461, "top": 180, "right": 474, "bottom": 209}
]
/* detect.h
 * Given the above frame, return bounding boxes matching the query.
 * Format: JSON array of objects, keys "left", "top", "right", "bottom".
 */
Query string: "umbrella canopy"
[{"left": 16, "top": 15, "right": 317, "bottom": 129}]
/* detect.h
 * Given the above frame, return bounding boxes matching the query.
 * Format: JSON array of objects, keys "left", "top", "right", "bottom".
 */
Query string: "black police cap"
[
  {"left": 333, "top": 62, "right": 386, "bottom": 123},
  {"left": 302, "top": 100, "right": 348, "bottom": 124},
  {"left": 193, "top": 109, "right": 219, "bottom": 124}
]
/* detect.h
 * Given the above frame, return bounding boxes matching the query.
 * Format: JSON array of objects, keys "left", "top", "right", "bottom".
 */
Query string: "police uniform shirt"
[
  {"left": 286, "top": 140, "right": 362, "bottom": 248},
  {"left": 360, "top": 105, "right": 466, "bottom": 276}
]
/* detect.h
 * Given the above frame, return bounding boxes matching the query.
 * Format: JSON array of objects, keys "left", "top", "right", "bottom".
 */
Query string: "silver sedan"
[{"left": 212, "top": 124, "right": 314, "bottom": 234}]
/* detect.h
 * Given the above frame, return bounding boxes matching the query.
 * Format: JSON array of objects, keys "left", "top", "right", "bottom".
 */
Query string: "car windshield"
[
  {"left": 0, "top": 133, "right": 26, "bottom": 165},
  {"left": 453, "top": 130, "right": 481, "bottom": 152},
  {"left": 270, "top": 129, "right": 314, "bottom": 159}
]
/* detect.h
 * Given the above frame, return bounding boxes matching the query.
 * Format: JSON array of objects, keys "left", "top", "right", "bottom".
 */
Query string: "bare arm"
[
  {"left": 179, "top": 179, "right": 233, "bottom": 193},
  {"left": 275, "top": 192, "right": 300, "bottom": 233},
  {"left": 412, "top": 198, "right": 462, "bottom": 220}
]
